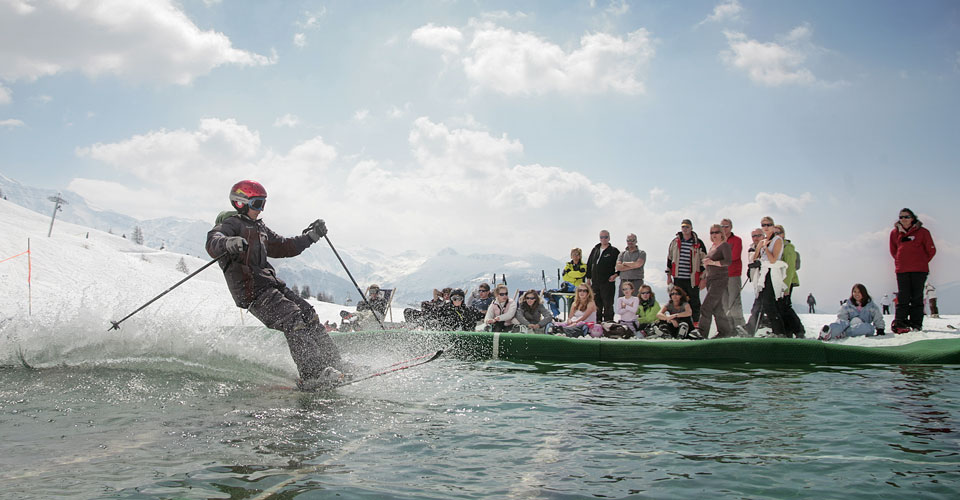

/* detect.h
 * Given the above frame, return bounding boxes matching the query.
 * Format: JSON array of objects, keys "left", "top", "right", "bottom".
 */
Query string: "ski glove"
[
  {"left": 303, "top": 219, "right": 327, "bottom": 242},
  {"left": 224, "top": 236, "right": 248, "bottom": 255}
]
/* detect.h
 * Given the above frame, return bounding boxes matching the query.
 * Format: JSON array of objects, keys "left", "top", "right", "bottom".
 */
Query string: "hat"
[
  {"left": 681, "top": 219, "right": 692, "bottom": 227},
  {"left": 451, "top": 289, "right": 465, "bottom": 300}
]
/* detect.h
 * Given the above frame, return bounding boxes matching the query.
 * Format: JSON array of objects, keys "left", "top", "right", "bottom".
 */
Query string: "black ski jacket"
[{"left": 206, "top": 213, "right": 314, "bottom": 308}]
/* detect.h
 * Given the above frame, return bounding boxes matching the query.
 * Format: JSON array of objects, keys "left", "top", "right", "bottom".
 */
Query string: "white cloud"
[
  {"left": 605, "top": 0, "right": 630, "bottom": 17},
  {"left": 700, "top": 0, "right": 742, "bottom": 25},
  {"left": 461, "top": 23, "right": 655, "bottom": 95},
  {"left": 0, "top": 84, "right": 10, "bottom": 104},
  {"left": 293, "top": 33, "right": 307, "bottom": 48},
  {"left": 649, "top": 187, "right": 669, "bottom": 204},
  {"left": 0, "top": 118, "right": 25, "bottom": 128},
  {"left": 717, "top": 192, "right": 814, "bottom": 224},
  {"left": 410, "top": 23, "right": 464, "bottom": 54},
  {"left": 387, "top": 103, "right": 411, "bottom": 119},
  {"left": 721, "top": 28, "right": 818, "bottom": 87},
  {"left": 353, "top": 109, "right": 370, "bottom": 122},
  {"left": 273, "top": 113, "right": 301, "bottom": 128},
  {"left": 480, "top": 11, "right": 529, "bottom": 22},
  {"left": 0, "top": 0, "right": 273, "bottom": 85}
]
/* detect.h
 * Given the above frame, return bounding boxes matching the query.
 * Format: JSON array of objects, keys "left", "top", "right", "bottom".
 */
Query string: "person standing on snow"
[
  {"left": 206, "top": 180, "right": 347, "bottom": 388},
  {"left": 666, "top": 219, "right": 706, "bottom": 323},
  {"left": 586, "top": 230, "right": 620, "bottom": 323},
  {"left": 889, "top": 208, "right": 936, "bottom": 332},
  {"left": 807, "top": 293, "right": 817, "bottom": 314}
]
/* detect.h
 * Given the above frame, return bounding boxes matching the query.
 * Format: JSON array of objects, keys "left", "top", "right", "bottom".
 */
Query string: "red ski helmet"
[{"left": 229, "top": 180, "right": 267, "bottom": 211}]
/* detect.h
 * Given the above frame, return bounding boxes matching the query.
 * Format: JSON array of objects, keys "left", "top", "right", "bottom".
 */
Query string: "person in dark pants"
[
  {"left": 586, "top": 230, "right": 620, "bottom": 322},
  {"left": 889, "top": 208, "right": 936, "bottom": 332},
  {"left": 807, "top": 293, "right": 816, "bottom": 313},
  {"left": 666, "top": 219, "right": 706, "bottom": 323},
  {"left": 207, "top": 180, "right": 347, "bottom": 389},
  {"left": 746, "top": 216, "right": 787, "bottom": 337}
]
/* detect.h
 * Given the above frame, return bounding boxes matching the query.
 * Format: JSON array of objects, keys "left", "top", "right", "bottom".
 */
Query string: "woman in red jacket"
[{"left": 889, "top": 208, "right": 936, "bottom": 332}]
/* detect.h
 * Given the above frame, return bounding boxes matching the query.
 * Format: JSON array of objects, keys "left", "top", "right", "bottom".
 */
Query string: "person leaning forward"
[{"left": 206, "top": 180, "right": 348, "bottom": 388}]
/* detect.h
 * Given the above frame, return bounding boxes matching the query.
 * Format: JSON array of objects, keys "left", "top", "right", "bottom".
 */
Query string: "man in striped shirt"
[{"left": 666, "top": 219, "right": 706, "bottom": 324}]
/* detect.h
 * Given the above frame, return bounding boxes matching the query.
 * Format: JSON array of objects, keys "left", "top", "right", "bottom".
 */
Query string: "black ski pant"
[
  {"left": 746, "top": 273, "right": 786, "bottom": 336},
  {"left": 592, "top": 281, "right": 616, "bottom": 323},
  {"left": 673, "top": 279, "right": 701, "bottom": 323},
  {"left": 247, "top": 285, "right": 343, "bottom": 381},
  {"left": 895, "top": 272, "right": 928, "bottom": 329}
]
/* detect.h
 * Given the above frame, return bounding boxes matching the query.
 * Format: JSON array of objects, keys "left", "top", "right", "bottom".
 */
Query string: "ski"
[
  {"left": 338, "top": 350, "right": 443, "bottom": 388},
  {"left": 297, "top": 350, "right": 443, "bottom": 391}
]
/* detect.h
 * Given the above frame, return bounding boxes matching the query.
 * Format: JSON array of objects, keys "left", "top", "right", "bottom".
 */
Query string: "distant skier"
[
  {"left": 206, "top": 180, "right": 348, "bottom": 388},
  {"left": 925, "top": 283, "right": 939, "bottom": 318},
  {"left": 806, "top": 293, "right": 816, "bottom": 314},
  {"left": 880, "top": 294, "right": 892, "bottom": 315}
]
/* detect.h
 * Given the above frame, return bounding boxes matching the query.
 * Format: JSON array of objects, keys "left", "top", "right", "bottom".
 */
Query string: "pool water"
[{"left": 1, "top": 350, "right": 958, "bottom": 499}]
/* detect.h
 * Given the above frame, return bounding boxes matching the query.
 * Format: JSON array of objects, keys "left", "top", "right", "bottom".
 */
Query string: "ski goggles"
[{"left": 248, "top": 197, "right": 266, "bottom": 211}]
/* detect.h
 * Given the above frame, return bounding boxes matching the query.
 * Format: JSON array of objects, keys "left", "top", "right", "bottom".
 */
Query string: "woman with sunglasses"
[
  {"left": 745, "top": 216, "right": 787, "bottom": 337},
  {"left": 649, "top": 286, "right": 697, "bottom": 339},
  {"left": 635, "top": 284, "right": 661, "bottom": 337},
  {"left": 484, "top": 284, "right": 517, "bottom": 332},
  {"left": 437, "top": 289, "right": 484, "bottom": 331},
  {"left": 549, "top": 285, "right": 598, "bottom": 337},
  {"left": 515, "top": 291, "right": 553, "bottom": 334},
  {"left": 698, "top": 224, "right": 733, "bottom": 338},
  {"left": 889, "top": 208, "right": 936, "bottom": 332}
]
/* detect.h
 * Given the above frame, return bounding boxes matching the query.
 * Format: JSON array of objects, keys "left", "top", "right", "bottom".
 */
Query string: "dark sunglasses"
[
  {"left": 599, "top": 235, "right": 609, "bottom": 239},
  {"left": 525, "top": 296, "right": 537, "bottom": 301},
  {"left": 721, "top": 224, "right": 731, "bottom": 228},
  {"left": 249, "top": 197, "right": 266, "bottom": 211},
  {"left": 670, "top": 292, "right": 681, "bottom": 296},
  {"left": 498, "top": 292, "right": 508, "bottom": 296},
  {"left": 578, "top": 289, "right": 589, "bottom": 293},
  {"left": 710, "top": 230, "right": 721, "bottom": 234},
  {"left": 452, "top": 296, "right": 464, "bottom": 301},
  {"left": 640, "top": 291, "right": 652, "bottom": 295},
  {"left": 761, "top": 223, "right": 773, "bottom": 227},
  {"left": 899, "top": 215, "right": 913, "bottom": 219},
  {"left": 479, "top": 289, "right": 490, "bottom": 292},
  {"left": 751, "top": 234, "right": 762, "bottom": 238}
]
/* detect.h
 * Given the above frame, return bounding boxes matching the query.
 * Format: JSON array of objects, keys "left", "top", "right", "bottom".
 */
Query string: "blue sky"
[{"left": 1, "top": 0, "right": 958, "bottom": 304}]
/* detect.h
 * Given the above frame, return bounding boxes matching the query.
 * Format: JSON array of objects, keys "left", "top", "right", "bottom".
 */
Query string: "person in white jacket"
[
  {"left": 746, "top": 216, "right": 787, "bottom": 337},
  {"left": 819, "top": 284, "right": 885, "bottom": 340},
  {"left": 484, "top": 284, "right": 517, "bottom": 332}
]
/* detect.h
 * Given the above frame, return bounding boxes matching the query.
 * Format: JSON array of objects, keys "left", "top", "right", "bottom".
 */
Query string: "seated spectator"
[
  {"left": 469, "top": 282, "right": 493, "bottom": 314},
  {"left": 515, "top": 290, "right": 553, "bottom": 334},
  {"left": 436, "top": 289, "right": 484, "bottom": 331},
  {"left": 403, "top": 287, "right": 452, "bottom": 329},
  {"left": 649, "top": 286, "right": 699, "bottom": 339},
  {"left": 547, "top": 284, "right": 598, "bottom": 337},
  {"left": 635, "top": 284, "right": 661, "bottom": 337},
  {"left": 484, "top": 284, "right": 517, "bottom": 332},
  {"left": 356, "top": 283, "right": 388, "bottom": 329},
  {"left": 615, "top": 281, "right": 640, "bottom": 334},
  {"left": 819, "top": 284, "right": 885, "bottom": 340},
  {"left": 545, "top": 248, "right": 587, "bottom": 318}
]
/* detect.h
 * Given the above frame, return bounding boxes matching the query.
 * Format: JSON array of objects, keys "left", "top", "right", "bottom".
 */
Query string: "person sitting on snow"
[
  {"left": 818, "top": 283, "right": 885, "bottom": 340},
  {"left": 355, "top": 283, "right": 388, "bottom": 328},
  {"left": 206, "top": 179, "right": 350, "bottom": 389},
  {"left": 404, "top": 287, "right": 452, "bottom": 329},
  {"left": 436, "top": 289, "right": 484, "bottom": 331}
]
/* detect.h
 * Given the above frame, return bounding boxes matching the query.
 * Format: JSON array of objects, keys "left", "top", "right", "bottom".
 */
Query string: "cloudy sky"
[{"left": 1, "top": 0, "right": 958, "bottom": 302}]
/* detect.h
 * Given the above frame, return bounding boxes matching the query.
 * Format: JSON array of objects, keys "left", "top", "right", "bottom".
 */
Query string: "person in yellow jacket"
[{"left": 546, "top": 248, "right": 586, "bottom": 318}]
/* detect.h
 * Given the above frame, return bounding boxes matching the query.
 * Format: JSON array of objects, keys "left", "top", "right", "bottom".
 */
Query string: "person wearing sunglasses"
[
  {"left": 649, "top": 286, "right": 697, "bottom": 339},
  {"left": 515, "top": 291, "right": 553, "bottom": 334},
  {"left": 207, "top": 180, "right": 348, "bottom": 389},
  {"left": 665, "top": 219, "right": 706, "bottom": 325},
  {"left": 616, "top": 234, "right": 646, "bottom": 298},
  {"left": 889, "top": 208, "right": 936, "bottom": 333},
  {"left": 586, "top": 230, "right": 620, "bottom": 323},
  {"left": 774, "top": 225, "right": 805, "bottom": 338},
  {"left": 469, "top": 283, "right": 494, "bottom": 314},
  {"left": 484, "top": 284, "right": 517, "bottom": 332},
  {"left": 437, "top": 289, "right": 484, "bottom": 331},
  {"left": 745, "top": 216, "right": 787, "bottom": 337},
  {"left": 698, "top": 224, "right": 734, "bottom": 339},
  {"left": 634, "top": 285, "right": 661, "bottom": 337},
  {"left": 549, "top": 286, "right": 598, "bottom": 337}
]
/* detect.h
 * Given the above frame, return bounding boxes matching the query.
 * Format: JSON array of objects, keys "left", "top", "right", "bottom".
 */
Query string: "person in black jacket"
[
  {"left": 586, "top": 230, "right": 620, "bottom": 322},
  {"left": 206, "top": 180, "right": 346, "bottom": 389}
]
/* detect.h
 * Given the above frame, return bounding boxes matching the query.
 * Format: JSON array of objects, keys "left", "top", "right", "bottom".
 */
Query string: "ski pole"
[
  {"left": 541, "top": 270, "right": 547, "bottom": 290},
  {"left": 324, "top": 235, "right": 386, "bottom": 330},
  {"left": 109, "top": 253, "right": 225, "bottom": 331}
]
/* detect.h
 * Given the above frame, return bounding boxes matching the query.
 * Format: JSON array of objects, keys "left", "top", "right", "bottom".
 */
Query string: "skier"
[
  {"left": 206, "top": 180, "right": 348, "bottom": 388},
  {"left": 889, "top": 208, "right": 936, "bottom": 332}
]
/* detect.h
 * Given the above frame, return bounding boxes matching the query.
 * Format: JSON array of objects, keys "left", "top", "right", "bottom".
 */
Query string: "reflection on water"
[{"left": 1, "top": 360, "right": 958, "bottom": 499}]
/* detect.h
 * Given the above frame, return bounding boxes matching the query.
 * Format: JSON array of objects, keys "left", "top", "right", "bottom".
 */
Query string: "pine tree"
[
  {"left": 301, "top": 285, "right": 312, "bottom": 299},
  {"left": 176, "top": 257, "right": 189, "bottom": 274},
  {"left": 317, "top": 291, "right": 334, "bottom": 303},
  {"left": 133, "top": 225, "right": 144, "bottom": 245}
]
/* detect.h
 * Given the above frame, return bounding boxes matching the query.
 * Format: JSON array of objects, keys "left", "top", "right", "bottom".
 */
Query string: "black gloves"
[
  {"left": 225, "top": 236, "right": 248, "bottom": 255},
  {"left": 303, "top": 219, "right": 327, "bottom": 242},
  {"left": 876, "top": 328, "right": 885, "bottom": 336}
]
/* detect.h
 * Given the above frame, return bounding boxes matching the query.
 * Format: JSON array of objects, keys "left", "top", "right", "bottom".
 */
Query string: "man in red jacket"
[
  {"left": 889, "top": 207, "right": 936, "bottom": 332},
  {"left": 720, "top": 218, "right": 747, "bottom": 334}
]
